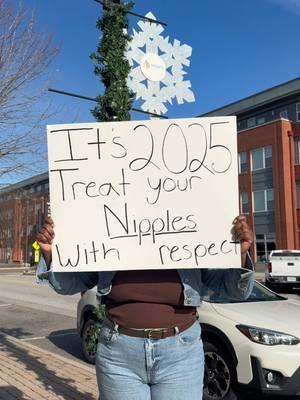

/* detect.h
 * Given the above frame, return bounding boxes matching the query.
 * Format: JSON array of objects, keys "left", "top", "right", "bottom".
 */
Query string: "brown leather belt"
[{"left": 104, "top": 315, "right": 196, "bottom": 340}]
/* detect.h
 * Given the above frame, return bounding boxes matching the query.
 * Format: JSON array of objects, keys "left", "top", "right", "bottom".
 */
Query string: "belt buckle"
[{"left": 146, "top": 328, "right": 165, "bottom": 339}]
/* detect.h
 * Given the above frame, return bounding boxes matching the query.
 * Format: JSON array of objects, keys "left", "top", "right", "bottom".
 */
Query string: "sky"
[
  {"left": 6, "top": 0, "right": 300, "bottom": 184},
  {"left": 17, "top": 0, "right": 300, "bottom": 125}
]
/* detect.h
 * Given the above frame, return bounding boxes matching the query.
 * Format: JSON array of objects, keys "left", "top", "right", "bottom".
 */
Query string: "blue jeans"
[{"left": 96, "top": 321, "right": 204, "bottom": 400}]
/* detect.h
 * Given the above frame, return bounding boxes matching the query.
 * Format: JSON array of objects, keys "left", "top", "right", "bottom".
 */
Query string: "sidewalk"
[
  {"left": 0, "top": 332, "right": 98, "bottom": 400},
  {"left": 0, "top": 263, "right": 35, "bottom": 275},
  {"left": 0, "top": 263, "right": 28, "bottom": 269}
]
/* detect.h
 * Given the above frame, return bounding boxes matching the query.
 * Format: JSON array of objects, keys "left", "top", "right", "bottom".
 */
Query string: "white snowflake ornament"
[{"left": 126, "top": 12, "right": 195, "bottom": 115}]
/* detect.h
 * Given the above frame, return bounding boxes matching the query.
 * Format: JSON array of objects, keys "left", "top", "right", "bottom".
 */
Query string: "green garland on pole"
[
  {"left": 86, "top": 2, "right": 135, "bottom": 361},
  {"left": 90, "top": 1, "right": 135, "bottom": 121}
]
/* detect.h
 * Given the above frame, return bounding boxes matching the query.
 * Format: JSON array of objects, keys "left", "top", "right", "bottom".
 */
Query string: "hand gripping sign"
[{"left": 47, "top": 117, "right": 241, "bottom": 272}]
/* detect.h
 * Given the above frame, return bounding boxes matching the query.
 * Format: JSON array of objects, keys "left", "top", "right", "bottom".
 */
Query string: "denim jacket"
[{"left": 37, "top": 255, "right": 254, "bottom": 307}]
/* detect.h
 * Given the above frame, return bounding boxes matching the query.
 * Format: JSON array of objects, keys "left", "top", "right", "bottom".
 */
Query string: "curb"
[
  {"left": 0, "top": 330, "right": 95, "bottom": 374},
  {"left": 0, "top": 267, "right": 27, "bottom": 273},
  {"left": 0, "top": 267, "right": 36, "bottom": 274}
]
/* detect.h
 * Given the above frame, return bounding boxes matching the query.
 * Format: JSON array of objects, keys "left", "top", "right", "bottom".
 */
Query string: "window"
[
  {"left": 241, "top": 192, "right": 249, "bottom": 214},
  {"left": 256, "top": 233, "right": 276, "bottom": 262},
  {"left": 252, "top": 148, "right": 264, "bottom": 170},
  {"left": 256, "top": 234, "right": 264, "bottom": 240},
  {"left": 253, "top": 190, "right": 265, "bottom": 212},
  {"left": 251, "top": 146, "right": 272, "bottom": 171},
  {"left": 238, "top": 152, "right": 247, "bottom": 174},
  {"left": 295, "top": 139, "right": 300, "bottom": 165},
  {"left": 37, "top": 185, "right": 42, "bottom": 192},
  {"left": 36, "top": 203, "right": 42, "bottom": 229},
  {"left": 253, "top": 189, "right": 274, "bottom": 212},
  {"left": 297, "top": 103, "right": 300, "bottom": 122},
  {"left": 266, "top": 189, "right": 274, "bottom": 210},
  {"left": 297, "top": 182, "right": 300, "bottom": 208},
  {"left": 265, "top": 146, "right": 272, "bottom": 168},
  {"left": 280, "top": 110, "right": 288, "bottom": 119},
  {"left": 247, "top": 117, "right": 256, "bottom": 128},
  {"left": 257, "top": 117, "right": 265, "bottom": 125}
]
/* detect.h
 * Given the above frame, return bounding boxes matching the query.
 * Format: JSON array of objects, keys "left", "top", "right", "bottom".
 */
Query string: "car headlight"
[{"left": 236, "top": 324, "right": 300, "bottom": 345}]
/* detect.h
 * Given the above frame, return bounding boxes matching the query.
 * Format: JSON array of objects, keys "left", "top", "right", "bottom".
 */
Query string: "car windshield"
[{"left": 203, "top": 281, "right": 286, "bottom": 304}]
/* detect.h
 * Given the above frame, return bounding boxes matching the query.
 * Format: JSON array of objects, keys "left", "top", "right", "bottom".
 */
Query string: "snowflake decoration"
[{"left": 126, "top": 12, "right": 195, "bottom": 115}]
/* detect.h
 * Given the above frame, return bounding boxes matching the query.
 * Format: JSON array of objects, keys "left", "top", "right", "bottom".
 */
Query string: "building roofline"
[
  {"left": 200, "top": 76, "right": 300, "bottom": 117},
  {"left": 0, "top": 172, "right": 49, "bottom": 194},
  {"left": 237, "top": 117, "right": 291, "bottom": 134}
]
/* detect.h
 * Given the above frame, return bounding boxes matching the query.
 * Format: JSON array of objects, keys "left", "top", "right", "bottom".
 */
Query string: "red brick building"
[
  {"left": 202, "top": 77, "right": 300, "bottom": 261},
  {"left": 0, "top": 173, "right": 49, "bottom": 264},
  {"left": 1, "top": 78, "right": 300, "bottom": 263}
]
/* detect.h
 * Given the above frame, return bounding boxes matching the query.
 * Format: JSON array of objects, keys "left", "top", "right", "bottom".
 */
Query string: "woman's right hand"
[{"left": 36, "top": 216, "right": 55, "bottom": 267}]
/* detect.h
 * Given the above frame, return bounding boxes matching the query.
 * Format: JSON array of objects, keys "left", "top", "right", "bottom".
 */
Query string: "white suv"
[{"left": 77, "top": 281, "right": 300, "bottom": 399}]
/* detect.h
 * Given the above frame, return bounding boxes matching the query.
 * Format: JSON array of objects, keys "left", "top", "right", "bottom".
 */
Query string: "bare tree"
[{"left": 0, "top": 0, "right": 59, "bottom": 183}]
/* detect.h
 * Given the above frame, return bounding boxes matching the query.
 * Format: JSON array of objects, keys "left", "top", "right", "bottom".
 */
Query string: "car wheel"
[
  {"left": 81, "top": 318, "right": 98, "bottom": 364},
  {"left": 203, "top": 341, "right": 237, "bottom": 400}
]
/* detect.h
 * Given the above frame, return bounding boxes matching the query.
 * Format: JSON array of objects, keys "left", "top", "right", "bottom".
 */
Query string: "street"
[
  {"left": 0, "top": 271, "right": 300, "bottom": 400},
  {"left": 0, "top": 271, "right": 85, "bottom": 365}
]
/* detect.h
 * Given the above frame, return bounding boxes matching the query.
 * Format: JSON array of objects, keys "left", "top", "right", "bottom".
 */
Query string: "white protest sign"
[{"left": 47, "top": 117, "right": 241, "bottom": 272}]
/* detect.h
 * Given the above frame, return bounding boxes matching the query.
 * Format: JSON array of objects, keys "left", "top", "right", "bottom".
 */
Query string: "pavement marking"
[
  {"left": 20, "top": 331, "right": 79, "bottom": 341},
  {"left": 20, "top": 336, "right": 48, "bottom": 341},
  {"left": 0, "top": 304, "right": 11, "bottom": 307}
]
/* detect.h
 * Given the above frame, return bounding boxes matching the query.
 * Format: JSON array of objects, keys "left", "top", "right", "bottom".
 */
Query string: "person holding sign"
[{"left": 37, "top": 214, "right": 253, "bottom": 400}]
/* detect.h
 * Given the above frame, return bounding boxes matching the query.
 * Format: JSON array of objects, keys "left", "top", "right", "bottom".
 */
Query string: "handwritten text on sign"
[{"left": 47, "top": 117, "right": 240, "bottom": 272}]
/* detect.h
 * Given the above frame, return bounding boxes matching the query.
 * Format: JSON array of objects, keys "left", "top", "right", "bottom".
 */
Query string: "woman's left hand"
[{"left": 232, "top": 215, "right": 253, "bottom": 267}]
